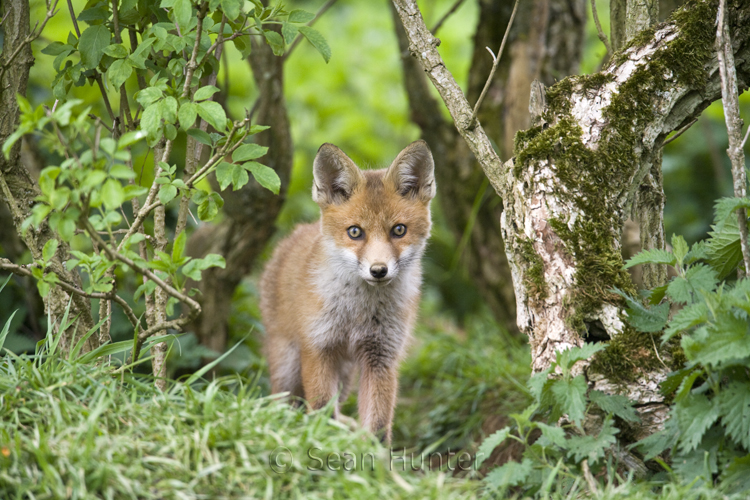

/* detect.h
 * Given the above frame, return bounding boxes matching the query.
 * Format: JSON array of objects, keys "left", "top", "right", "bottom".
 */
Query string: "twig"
[
  {"left": 0, "top": 257, "right": 139, "bottom": 328},
  {"left": 281, "top": 0, "right": 338, "bottom": 62},
  {"left": 590, "top": 0, "right": 612, "bottom": 58},
  {"left": 716, "top": 0, "right": 750, "bottom": 276},
  {"left": 469, "top": 0, "right": 519, "bottom": 127},
  {"left": 181, "top": 2, "right": 208, "bottom": 98},
  {"left": 662, "top": 117, "right": 698, "bottom": 147},
  {"left": 66, "top": 0, "right": 81, "bottom": 37},
  {"left": 431, "top": 0, "right": 465, "bottom": 35},
  {"left": 581, "top": 459, "right": 600, "bottom": 494},
  {"left": 0, "top": 0, "right": 60, "bottom": 85},
  {"left": 741, "top": 123, "right": 750, "bottom": 149}
]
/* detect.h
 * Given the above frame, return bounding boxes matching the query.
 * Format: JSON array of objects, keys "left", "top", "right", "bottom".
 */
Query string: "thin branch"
[
  {"left": 741, "top": 122, "right": 750, "bottom": 149},
  {"left": 0, "top": 257, "right": 139, "bottom": 328},
  {"left": 662, "top": 117, "right": 698, "bottom": 147},
  {"left": 590, "top": 0, "right": 612, "bottom": 58},
  {"left": 469, "top": 0, "right": 519, "bottom": 127},
  {"left": 281, "top": 0, "right": 338, "bottom": 62},
  {"left": 66, "top": 0, "right": 81, "bottom": 37},
  {"left": 716, "top": 0, "right": 750, "bottom": 276},
  {"left": 181, "top": 2, "right": 208, "bottom": 98},
  {"left": 431, "top": 0, "right": 465, "bottom": 35}
]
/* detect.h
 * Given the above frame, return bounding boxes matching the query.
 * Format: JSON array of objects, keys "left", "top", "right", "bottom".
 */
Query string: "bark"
[
  {"left": 0, "top": 1, "right": 97, "bottom": 354},
  {"left": 391, "top": 0, "right": 585, "bottom": 332},
  {"left": 187, "top": 25, "right": 292, "bottom": 355},
  {"left": 393, "top": 0, "right": 750, "bottom": 440}
]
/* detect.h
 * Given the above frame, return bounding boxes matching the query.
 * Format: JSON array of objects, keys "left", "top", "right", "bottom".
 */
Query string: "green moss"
[
  {"left": 510, "top": 0, "right": 718, "bottom": 376},
  {"left": 518, "top": 238, "right": 547, "bottom": 301}
]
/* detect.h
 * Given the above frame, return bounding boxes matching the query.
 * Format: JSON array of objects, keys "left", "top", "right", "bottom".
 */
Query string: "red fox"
[{"left": 260, "top": 140, "right": 435, "bottom": 443}]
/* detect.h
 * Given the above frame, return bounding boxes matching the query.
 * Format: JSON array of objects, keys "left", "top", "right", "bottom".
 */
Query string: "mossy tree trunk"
[
  {"left": 0, "top": 1, "right": 97, "bottom": 354},
  {"left": 391, "top": 0, "right": 585, "bottom": 333},
  {"left": 393, "top": 0, "right": 750, "bottom": 439}
]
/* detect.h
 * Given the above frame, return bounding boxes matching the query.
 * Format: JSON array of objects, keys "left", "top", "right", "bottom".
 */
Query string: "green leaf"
[
  {"left": 663, "top": 302, "right": 708, "bottom": 343},
  {"left": 196, "top": 101, "right": 226, "bottom": 132},
  {"left": 297, "top": 26, "right": 331, "bottom": 63},
  {"left": 281, "top": 22, "right": 298, "bottom": 46},
  {"left": 101, "top": 178, "right": 125, "bottom": 210},
  {"left": 484, "top": 459, "right": 533, "bottom": 489},
  {"left": 667, "top": 264, "right": 717, "bottom": 304},
  {"left": 536, "top": 422, "right": 566, "bottom": 447},
  {"left": 232, "top": 164, "right": 249, "bottom": 190},
  {"left": 173, "top": 0, "right": 192, "bottom": 31},
  {"left": 140, "top": 105, "right": 162, "bottom": 144},
  {"left": 233, "top": 143, "right": 268, "bottom": 162},
  {"left": 612, "top": 288, "right": 669, "bottom": 333},
  {"left": 118, "top": 130, "right": 147, "bottom": 149},
  {"left": 476, "top": 427, "right": 510, "bottom": 468},
  {"left": 178, "top": 102, "right": 198, "bottom": 129},
  {"left": 186, "top": 128, "right": 212, "bottom": 146},
  {"left": 197, "top": 192, "right": 223, "bottom": 221},
  {"left": 172, "top": 231, "right": 187, "bottom": 262},
  {"left": 589, "top": 390, "right": 638, "bottom": 422},
  {"left": 245, "top": 161, "right": 280, "bottom": 194},
  {"left": 159, "top": 184, "right": 178, "bottom": 204},
  {"left": 554, "top": 343, "right": 607, "bottom": 372},
  {"left": 717, "top": 381, "right": 750, "bottom": 450},
  {"left": 623, "top": 248, "right": 675, "bottom": 269},
  {"left": 109, "top": 164, "right": 135, "bottom": 179},
  {"left": 220, "top": 0, "right": 241, "bottom": 20},
  {"left": 263, "top": 30, "right": 285, "bottom": 56},
  {"left": 551, "top": 376, "right": 587, "bottom": 425},
  {"left": 42, "top": 41, "right": 71, "bottom": 55},
  {"left": 675, "top": 394, "right": 720, "bottom": 453},
  {"left": 566, "top": 418, "right": 618, "bottom": 463},
  {"left": 181, "top": 253, "right": 226, "bottom": 280},
  {"left": 42, "top": 239, "right": 59, "bottom": 263},
  {"left": 707, "top": 216, "right": 744, "bottom": 278},
  {"left": 103, "top": 43, "right": 129, "bottom": 58},
  {"left": 107, "top": 59, "right": 133, "bottom": 89},
  {"left": 684, "top": 315, "right": 750, "bottom": 367},
  {"left": 631, "top": 418, "right": 678, "bottom": 461},
  {"left": 672, "top": 234, "right": 689, "bottom": 267},
  {"left": 715, "top": 196, "right": 750, "bottom": 223},
  {"left": 78, "top": 25, "right": 112, "bottom": 69},
  {"left": 135, "top": 87, "right": 163, "bottom": 108},
  {"left": 288, "top": 9, "right": 315, "bottom": 23},
  {"left": 215, "top": 161, "right": 233, "bottom": 191},
  {"left": 193, "top": 85, "right": 220, "bottom": 101}
]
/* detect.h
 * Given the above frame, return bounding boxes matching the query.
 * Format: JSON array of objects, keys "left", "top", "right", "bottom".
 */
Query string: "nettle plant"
[
  {"left": 477, "top": 197, "right": 750, "bottom": 496},
  {"left": 3, "top": 0, "right": 329, "bottom": 385}
]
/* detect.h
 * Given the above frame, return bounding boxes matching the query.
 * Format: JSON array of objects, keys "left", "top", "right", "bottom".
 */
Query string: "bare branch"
[
  {"left": 469, "top": 0, "right": 519, "bottom": 127},
  {"left": 590, "top": 0, "right": 612, "bottom": 57},
  {"left": 662, "top": 117, "right": 697, "bottom": 147},
  {"left": 431, "top": 0, "right": 465, "bottom": 35},
  {"left": 716, "top": 0, "right": 750, "bottom": 275}
]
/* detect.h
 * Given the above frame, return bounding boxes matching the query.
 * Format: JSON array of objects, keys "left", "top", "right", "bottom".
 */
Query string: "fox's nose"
[{"left": 370, "top": 264, "right": 388, "bottom": 279}]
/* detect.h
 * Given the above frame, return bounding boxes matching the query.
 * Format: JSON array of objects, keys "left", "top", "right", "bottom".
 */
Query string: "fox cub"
[{"left": 260, "top": 140, "right": 435, "bottom": 442}]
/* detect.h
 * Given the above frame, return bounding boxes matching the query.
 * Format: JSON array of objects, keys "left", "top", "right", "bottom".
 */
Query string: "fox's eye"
[
  {"left": 347, "top": 226, "right": 364, "bottom": 239},
  {"left": 392, "top": 224, "right": 407, "bottom": 237}
]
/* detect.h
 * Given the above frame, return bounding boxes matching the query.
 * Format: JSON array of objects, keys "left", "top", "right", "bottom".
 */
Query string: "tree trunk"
[
  {"left": 0, "top": 1, "right": 96, "bottom": 354},
  {"left": 391, "top": 0, "right": 585, "bottom": 332},
  {"left": 393, "top": 0, "right": 750, "bottom": 440},
  {"left": 187, "top": 25, "right": 292, "bottom": 355}
]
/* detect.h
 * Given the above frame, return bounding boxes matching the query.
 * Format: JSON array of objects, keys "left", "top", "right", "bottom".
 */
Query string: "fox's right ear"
[{"left": 312, "top": 143, "right": 363, "bottom": 205}]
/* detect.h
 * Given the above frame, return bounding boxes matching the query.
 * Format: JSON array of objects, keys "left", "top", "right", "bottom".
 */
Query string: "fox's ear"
[
  {"left": 312, "top": 144, "right": 364, "bottom": 205},
  {"left": 386, "top": 140, "right": 436, "bottom": 202}
]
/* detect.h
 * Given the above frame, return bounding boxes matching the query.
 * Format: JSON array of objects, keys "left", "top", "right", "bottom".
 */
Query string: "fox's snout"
[{"left": 370, "top": 263, "right": 388, "bottom": 279}]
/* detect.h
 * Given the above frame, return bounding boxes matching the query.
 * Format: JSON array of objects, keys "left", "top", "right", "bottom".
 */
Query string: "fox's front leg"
[
  {"left": 300, "top": 346, "right": 340, "bottom": 414},
  {"left": 358, "top": 362, "right": 399, "bottom": 444}
]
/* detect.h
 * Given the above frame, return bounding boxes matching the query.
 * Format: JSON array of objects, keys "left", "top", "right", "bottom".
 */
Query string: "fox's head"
[{"left": 312, "top": 141, "right": 436, "bottom": 287}]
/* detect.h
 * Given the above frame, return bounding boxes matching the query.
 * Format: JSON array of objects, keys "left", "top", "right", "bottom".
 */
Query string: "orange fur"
[{"left": 260, "top": 141, "right": 435, "bottom": 442}]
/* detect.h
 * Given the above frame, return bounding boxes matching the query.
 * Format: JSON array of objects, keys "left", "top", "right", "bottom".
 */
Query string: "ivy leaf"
[
  {"left": 196, "top": 101, "right": 226, "bottom": 133},
  {"left": 717, "top": 381, "right": 750, "bottom": 450},
  {"left": 298, "top": 26, "right": 331, "bottom": 63},
  {"left": 623, "top": 248, "right": 675, "bottom": 269},
  {"left": 476, "top": 427, "right": 510, "bottom": 468},
  {"left": 675, "top": 394, "right": 720, "bottom": 453},
  {"left": 79, "top": 25, "right": 111, "bottom": 69},
  {"left": 551, "top": 376, "right": 587, "bottom": 426},
  {"left": 232, "top": 143, "right": 267, "bottom": 162},
  {"left": 244, "top": 162, "right": 280, "bottom": 194},
  {"left": 589, "top": 390, "right": 638, "bottom": 422},
  {"left": 288, "top": 9, "right": 315, "bottom": 23},
  {"left": 107, "top": 59, "right": 133, "bottom": 89}
]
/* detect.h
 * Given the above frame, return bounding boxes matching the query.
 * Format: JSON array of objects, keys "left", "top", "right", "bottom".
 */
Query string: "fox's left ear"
[{"left": 386, "top": 140, "right": 436, "bottom": 202}]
